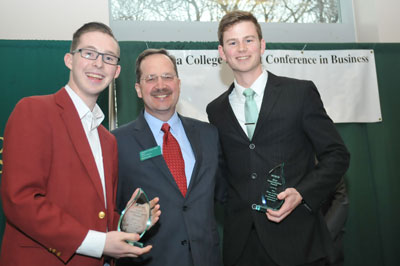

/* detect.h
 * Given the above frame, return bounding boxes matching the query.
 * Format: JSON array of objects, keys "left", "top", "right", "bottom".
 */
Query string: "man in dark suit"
[
  {"left": 206, "top": 11, "right": 350, "bottom": 266},
  {"left": 322, "top": 177, "right": 349, "bottom": 266},
  {"left": 0, "top": 22, "right": 156, "bottom": 266},
  {"left": 113, "top": 49, "right": 223, "bottom": 266}
]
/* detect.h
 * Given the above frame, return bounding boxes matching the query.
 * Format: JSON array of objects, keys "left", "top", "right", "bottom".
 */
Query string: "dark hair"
[
  {"left": 218, "top": 11, "right": 262, "bottom": 45},
  {"left": 70, "top": 22, "right": 119, "bottom": 54},
  {"left": 135, "top": 48, "right": 179, "bottom": 81}
]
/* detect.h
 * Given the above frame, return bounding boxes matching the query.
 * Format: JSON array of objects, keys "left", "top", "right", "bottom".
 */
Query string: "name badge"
[{"left": 140, "top": 146, "right": 162, "bottom": 161}]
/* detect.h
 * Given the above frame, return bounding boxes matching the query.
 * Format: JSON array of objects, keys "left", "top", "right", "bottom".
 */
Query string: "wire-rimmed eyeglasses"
[{"left": 140, "top": 73, "right": 177, "bottom": 84}]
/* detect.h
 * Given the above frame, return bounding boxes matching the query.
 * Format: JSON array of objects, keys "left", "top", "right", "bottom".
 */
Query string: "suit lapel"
[
  {"left": 55, "top": 88, "right": 105, "bottom": 206},
  {"left": 179, "top": 115, "right": 202, "bottom": 195},
  {"left": 253, "top": 71, "right": 282, "bottom": 139},
  {"left": 219, "top": 84, "right": 249, "bottom": 140},
  {"left": 98, "top": 127, "right": 115, "bottom": 220},
  {"left": 132, "top": 112, "right": 181, "bottom": 193}
]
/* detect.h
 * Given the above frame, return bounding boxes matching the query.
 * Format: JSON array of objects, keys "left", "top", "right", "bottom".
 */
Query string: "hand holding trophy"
[{"left": 118, "top": 188, "right": 160, "bottom": 247}]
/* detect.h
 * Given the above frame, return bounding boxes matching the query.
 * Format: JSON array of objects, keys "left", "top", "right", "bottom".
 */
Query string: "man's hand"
[
  {"left": 103, "top": 231, "right": 152, "bottom": 259},
  {"left": 149, "top": 197, "right": 161, "bottom": 229},
  {"left": 126, "top": 188, "right": 161, "bottom": 229},
  {"left": 266, "top": 188, "right": 302, "bottom": 223}
]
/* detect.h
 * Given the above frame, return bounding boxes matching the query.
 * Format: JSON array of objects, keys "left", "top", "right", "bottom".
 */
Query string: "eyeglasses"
[
  {"left": 141, "top": 73, "right": 177, "bottom": 84},
  {"left": 71, "top": 48, "right": 120, "bottom": 65}
]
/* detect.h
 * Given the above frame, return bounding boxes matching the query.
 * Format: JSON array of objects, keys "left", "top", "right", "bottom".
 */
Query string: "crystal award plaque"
[
  {"left": 118, "top": 188, "right": 152, "bottom": 247},
  {"left": 252, "top": 163, "right": 286, "bottom": 212}
]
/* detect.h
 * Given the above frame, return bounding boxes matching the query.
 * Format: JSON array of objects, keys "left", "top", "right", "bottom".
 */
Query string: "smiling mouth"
[
  {"left": 237, "top": 56, "right": 250, "bottom": 60},
  {"left": 86, "top": 73, "right": 105, "bottom": 80},
  {"left": 151, "top": 89, "right": 172, "bottom": 99},
  {"left": 154, "top": 95, "right": 168, "bottom": 98}
]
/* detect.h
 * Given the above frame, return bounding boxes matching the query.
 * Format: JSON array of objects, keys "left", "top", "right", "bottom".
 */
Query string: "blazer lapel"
[
  {"left": 253, "top": 71, "right": 282, "bottom": 139},
  {"left": 132, "top": 112, "right": 181, "bottom": 193},
  {"left": 98, "top": 127, "right": 115, "bottom": 221},
  {"left": 55, "top": 88, "right": 105, "bottom": 206},
  {"left": 179, "top": 115, "right": 202, "bottom": 195},
  {"left": 219, "top": 84, "right": 249, "bottom": 140}
]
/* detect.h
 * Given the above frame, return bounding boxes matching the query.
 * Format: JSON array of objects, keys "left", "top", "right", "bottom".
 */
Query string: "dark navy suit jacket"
[{"left": 113, "top": 111, "right": 223, "bottom": 266}]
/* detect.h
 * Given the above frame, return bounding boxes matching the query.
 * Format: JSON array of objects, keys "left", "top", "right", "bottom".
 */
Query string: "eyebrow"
[
  {"left": 144, "top": 72, "right": 175, "bottom": 76},
  {"left": 225, "top": 35, "right": 257, "bottom": 43}
]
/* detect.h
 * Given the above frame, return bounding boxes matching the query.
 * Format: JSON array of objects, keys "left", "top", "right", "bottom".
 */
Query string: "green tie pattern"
[{"left": 243, "top": 88, "right": 258, "bottom": 140}]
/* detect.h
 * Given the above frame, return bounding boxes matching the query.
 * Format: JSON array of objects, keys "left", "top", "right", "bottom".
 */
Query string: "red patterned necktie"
[{"left": 161, "top": 123, "right": 187, "bottom": 197}]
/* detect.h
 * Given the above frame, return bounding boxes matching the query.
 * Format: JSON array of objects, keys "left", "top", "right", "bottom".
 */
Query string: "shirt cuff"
[{"left": 76, "top": 230, "right": 106, "bottom": 258}]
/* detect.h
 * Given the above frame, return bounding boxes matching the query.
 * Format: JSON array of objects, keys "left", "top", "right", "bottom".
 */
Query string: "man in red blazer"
[{"left": 0, "top": 22, "right": 157, "bottom": 265}]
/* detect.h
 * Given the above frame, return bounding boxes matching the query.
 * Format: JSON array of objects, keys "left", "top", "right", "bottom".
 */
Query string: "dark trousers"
[{"left": 232, "top": 227, "right": 326, "bottom": 266}]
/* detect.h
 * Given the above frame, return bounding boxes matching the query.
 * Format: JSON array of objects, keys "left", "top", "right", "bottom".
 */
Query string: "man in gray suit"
[{"left": 113, "top": 49, "right": 223, "bottom": 266}]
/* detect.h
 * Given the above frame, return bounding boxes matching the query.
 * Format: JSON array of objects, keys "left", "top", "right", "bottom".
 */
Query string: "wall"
[
  {"left": 0, "top": 0, "right": 109, "bottom": 40},
  {"left": 353, "top": 0, "right": 400, "bottom": 42}
]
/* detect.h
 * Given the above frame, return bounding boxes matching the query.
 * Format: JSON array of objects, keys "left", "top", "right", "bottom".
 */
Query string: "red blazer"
[{"left": 0, "top": 88, "right": 119, "bottom": 266}]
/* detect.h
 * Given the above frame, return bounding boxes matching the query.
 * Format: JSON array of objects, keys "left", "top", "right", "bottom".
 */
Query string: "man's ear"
[
  {"left": 114, "top": 65, "right": 121, "bottom": 79},
  {"left": 260, "top": 38, "right": 266, "bottom": 55},
  {"left": 218, "top": 45, "right": 227, "bottom": 61},
  {"left": 64, "top": 53, "right": 73, "bottom": 70},
  {"left": 135, "top": 83, "right": 143, "bottom": 98}
]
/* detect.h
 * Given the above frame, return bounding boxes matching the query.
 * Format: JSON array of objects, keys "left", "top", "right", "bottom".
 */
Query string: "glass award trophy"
[
  {"left": 118, "top": 188, "right": 152, "bottom": 247},
  {"left": 252, "top": 163, "right": 286, "bottom": 212}
]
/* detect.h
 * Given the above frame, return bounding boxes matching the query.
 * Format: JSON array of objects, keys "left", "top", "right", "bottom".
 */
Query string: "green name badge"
[{"left": 140, "top": 146, "right": 162, "bottom": 161}]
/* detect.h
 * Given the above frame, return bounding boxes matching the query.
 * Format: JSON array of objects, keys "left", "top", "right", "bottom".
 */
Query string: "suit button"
[
  {"left": 56, "top": 251, "right": 62, "bottom": 257},
  {"left": 251, "top": 173, "right": 257, "bottom": 180},
  {"left": 181, "top": 240, "right": 188, "bottom": 245},
  {"left": 182, "top": 206, "right": 188, "bottom": 211},
  {"left": 98, "top": 211, "right": 106, "bottom": 219},
  {"left": 249, "top": 143, "right": 255, "bottom": 149}
]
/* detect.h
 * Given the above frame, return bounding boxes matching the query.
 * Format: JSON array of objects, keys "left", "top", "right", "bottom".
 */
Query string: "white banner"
[{"left": 169, "top": 50, "right": 382, "bottom": 123}]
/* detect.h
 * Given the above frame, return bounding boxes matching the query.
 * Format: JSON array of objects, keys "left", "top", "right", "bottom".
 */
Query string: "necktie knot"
[
  {"left": 243, "top": 88, "right": 256, "bottom": 99},
  {"left": 161, "top": 123, "right": 170, "bottom": 133}
]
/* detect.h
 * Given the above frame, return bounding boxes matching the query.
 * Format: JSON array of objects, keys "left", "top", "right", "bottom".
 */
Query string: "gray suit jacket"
[{"left": 112, "top": 111, "right": 222, "bottom": 266}]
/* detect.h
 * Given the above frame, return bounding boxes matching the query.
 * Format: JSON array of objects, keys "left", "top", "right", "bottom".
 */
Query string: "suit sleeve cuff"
[{"left": 301, "top": 199, "right": 313, "bottom": 213}]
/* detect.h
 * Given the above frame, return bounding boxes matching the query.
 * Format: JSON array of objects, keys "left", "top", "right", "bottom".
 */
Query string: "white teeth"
[
  {"left": 237, "top": 56, "right": 249, "bottom": 60},
  {"left": 87, "top": 73, "right": 104, "bottom": 79},
  {"left": 155, "top": 95, "right": 167, "bottom": 98}
]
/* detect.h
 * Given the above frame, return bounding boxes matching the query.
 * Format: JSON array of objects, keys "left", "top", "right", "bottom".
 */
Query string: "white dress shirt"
[
  {"left": 229, "top": 70, "right": 269, "bottom": 137},
  {"left": 65, "top": 85, "right": 107, "bottom": 259}
]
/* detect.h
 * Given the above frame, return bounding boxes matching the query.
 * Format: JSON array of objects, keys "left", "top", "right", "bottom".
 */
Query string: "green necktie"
[{"left": 243, "top": 88, "right": 258, "bottom": 140}]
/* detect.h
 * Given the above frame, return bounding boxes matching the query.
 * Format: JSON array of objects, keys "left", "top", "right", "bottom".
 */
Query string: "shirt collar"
[
  {"left": 144, "top": 111, "right": 180, "bottom": 136},
  {"left": 65, "top": 85, "right": 104, "bottom": 131},
  {"left": 233, "top": 70, "right": 268, "bottom": 99}
]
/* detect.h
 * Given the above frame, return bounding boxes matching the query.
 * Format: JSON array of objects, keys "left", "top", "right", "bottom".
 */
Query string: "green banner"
[
  {"left": 114, "top": 42, "right": 400, "bottom": 266},
  {"left": 1, "top": 40, "right": 400, "bottom": 265}
]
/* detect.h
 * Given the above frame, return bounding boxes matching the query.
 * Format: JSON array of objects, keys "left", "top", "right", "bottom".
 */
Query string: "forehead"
[
  {"left": 223, "top": 21, "right": 259, "bottom": 40},
  {"left": 141, "top": 54, "right": 175, "bottom": 74},
  {"left": 77, "top": 31, "right": 119, "bottom": 55}
]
